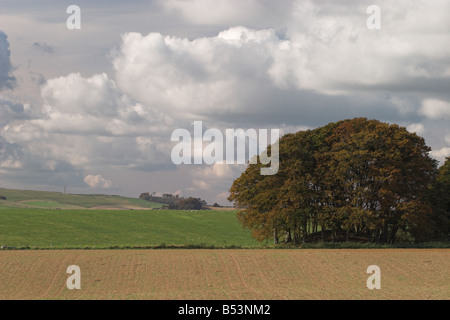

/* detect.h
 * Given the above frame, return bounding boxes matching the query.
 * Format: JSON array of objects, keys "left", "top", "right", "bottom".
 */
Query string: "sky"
[{"left": 0, "top": 0, "right": 449, "bottom": 205}]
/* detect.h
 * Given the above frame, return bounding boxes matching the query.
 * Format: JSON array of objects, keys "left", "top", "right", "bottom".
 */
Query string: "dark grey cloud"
[
  {"left": 29, "top": 71, "right": 46, "bottom": 86},
  {"left": 32, "top": 42, "right": 55, "bottom": 55},
  {"left": 0, "top": 151, "right": 87, "bottom": 190},
  {"left": 0, "top": 31, "right": 15, "bottom": 90},
  {"left": 0, "top": 137, "right": 23, "bottom": 169},
  {"left": 199, "top": 87, "right": 415, "bottom": 130},
  {"left": 0, "top": 97, "right": 27, "bottom": 127}
]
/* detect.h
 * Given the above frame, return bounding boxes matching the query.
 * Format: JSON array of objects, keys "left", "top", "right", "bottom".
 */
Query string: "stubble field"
[{"left": 0, "top": 249, "right": 448, "bottom": 300}]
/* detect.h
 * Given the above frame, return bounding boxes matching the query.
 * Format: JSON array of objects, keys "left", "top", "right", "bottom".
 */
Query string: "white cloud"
[
  {"left": 41, "top": 73, "right": 122, "bottom": 118},
  {"left": 430, "top": 147, "right": 450, "bottom": 164},
  {"left": 84, "top": 174, "right": 113, "bottom": 189},
  {"left": 115, "top": 0, "right": 450, "bottom": 120},
  {"left": 112, "top": 28, "right": 281, "bottom": 118},
  {"left": 190, "top": 163, "right": 246, "bottom": 191},
  {"left": 419, "top": 99, "right": 450, "bottom": 120},
  {"left": 272, "top": 0, "right": 450, "bottom": 93},
  {"left": 407, "top": 123, "right": 425, "bottom": 135},
  {"left": 185, "top": 163, "right": 247, "bottom": 205},
  {"left": 2, "top": 72, "right": 174, "bottom": 170}
]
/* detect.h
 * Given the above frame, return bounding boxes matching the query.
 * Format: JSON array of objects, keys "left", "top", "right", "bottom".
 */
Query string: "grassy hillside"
[
  {"left": 0, "top": 208, "right": 260, "bottom": 249},
  {"left": 0, "top": 189, "right": 163, "bottom": 209}
]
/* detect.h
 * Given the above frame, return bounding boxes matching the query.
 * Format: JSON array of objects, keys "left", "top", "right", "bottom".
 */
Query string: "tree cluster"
[
  {"left": 229, "top": 118, "right": 449, "bottom": 244},
  {"left": 140, "top": 192, "right": 208, "bottom": 210},
  {"left": 168, "top": 197, "right": 207, "bottom": 210},
  {"left": 139, "top": 192, "right": 178, "bottom": 205}
]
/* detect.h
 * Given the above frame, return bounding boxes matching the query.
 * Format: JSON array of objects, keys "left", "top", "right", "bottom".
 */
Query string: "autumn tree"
[
  {"left": 426, "top": 157, "right": 450, "bottom": 241},
  {"left": 229, "top": 118, "right": 441, "bottom": 244},
  {"left": 169, "top": 197, "right": 205, "bottom": 210},
  {"left": 438, "top": 157, "right": 450, "bottom": 215}
]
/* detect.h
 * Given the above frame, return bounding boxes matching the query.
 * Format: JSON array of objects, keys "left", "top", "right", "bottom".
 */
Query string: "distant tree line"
[
  {"left": 139, "top": 192, "right": 179, "bottom": 205},
  {"left": 140, "top": 192, "right": 208, "bottom": 210},
  {"left": 168, "top": 197, "right": 207, "bottom": 210},
  {"left": 229, "top": 118, "right": 450, "bottom": 244}
]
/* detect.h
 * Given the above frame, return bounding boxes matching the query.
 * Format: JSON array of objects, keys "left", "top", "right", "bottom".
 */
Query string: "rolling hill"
[{"left": 0, "top": 188, "right": 163, "bottom": 210}]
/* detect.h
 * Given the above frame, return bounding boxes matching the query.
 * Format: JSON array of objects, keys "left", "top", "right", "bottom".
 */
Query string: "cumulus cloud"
[
  {"left": 0, "top": 31, "right": 15, "bottom": 90},
  {"left": 431, "top": 147, "right": 450, "bottom": 163},
  {"left": 3, "top": 72, "right": 173, "bottom": 168},
  {"left": 112, "top": 27, "right": 398, "bottom": 126},
  {"left": 419, "top": 99, "right": 450, "bottom": 120},
  {"left": 2, "top": 1, "right": 450, "bottom": 201},
  {"left": 84, "top": 174, "right": 113, "bottom": 189},
  {"left": 114, "top": 0, "right": 450, "bottom": 122},
  {"left": 0, "top": 136, "right": 23, "bottom": 170},
  {"left": 186, "top": 163, "right": 246, "bottom": 204},
  {"left": 407, "top": 123, "right": 425, "bottom": 135},
  {"left": 272, "top": 0, "right": 450, "bottom": 94},
  {"left": 0, "top": 97, "right": 30, "bottom": 127},
  {"left": 112, "top": 28, "right": 281, "bottom": 119},
  {"left": 159, "top": 0, "right": 450, "bottom": 97},
  {"left": 190, "top": 163, "right": 245, "bottom": 191},
  {"left": 109, "top": 1, "right": 450, "bottom": 178},
  {"left": 0, "top": 70, "right": 178, "bottom": 196}
]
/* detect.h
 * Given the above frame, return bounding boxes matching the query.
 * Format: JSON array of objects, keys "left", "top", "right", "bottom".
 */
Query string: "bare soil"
[{"left": 0, "top": 249, "right": 448, "bottom": 300}]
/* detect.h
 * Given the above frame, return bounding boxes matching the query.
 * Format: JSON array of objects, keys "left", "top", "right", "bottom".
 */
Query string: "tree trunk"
[
  {"left": 303, "top": 221, "right": 307, "bottom": 244},
  {"left": 294, "top": 222, "right": 297, "bottom": 245},
  {"left": 375, "top": 229, "right": 381, "bottom": 244},
  {"left": 286, "top": 229, "right": 292, "bottom": 243},
  {"left": 381, "top": 222, "right": 389, "bottom": 244},
  {"left": 389, "top": 225, "right": 399, "bottom": 244},
  {"left": 274, "top": 229, "right": 279, "bottom": 244}
]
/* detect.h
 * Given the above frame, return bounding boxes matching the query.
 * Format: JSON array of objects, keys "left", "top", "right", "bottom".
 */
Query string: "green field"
[
  {"left": 0, "top": 208, "right": 260, "bottom": 249},
  {"left": 0, "top": 189, "right": 261, "bottom": 249},
  {"left": 0, "top": 189, "right": 163, "bottom": 209}
]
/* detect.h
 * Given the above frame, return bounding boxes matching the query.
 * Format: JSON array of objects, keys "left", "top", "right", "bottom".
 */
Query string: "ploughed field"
[{"left": 0, "top": 249, "right": 448, "bottom": 300}]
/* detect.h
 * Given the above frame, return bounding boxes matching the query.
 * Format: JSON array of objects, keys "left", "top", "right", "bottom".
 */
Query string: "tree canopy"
[
  {"left": 228, "top": 118, "right": 447, "bottom": 244},
  {"left": 169, "top": 197, "right": 206, "bottom": 210}
]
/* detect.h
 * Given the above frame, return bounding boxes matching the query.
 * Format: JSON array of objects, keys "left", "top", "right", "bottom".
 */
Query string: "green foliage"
[
  {"left": 437, "top": 157, "right": 450, "bottom": 213},
  {"left": 427, "top": 157, "right": 450, "bottom": 241},
  {"left": 140, "top": 192, "right": 176, "bottom": 205},
  {"left": 168, "top": 197, "right": 205, "bottom": 210},
  {"left": 229, "top": 118, "right": 444, "bottom": 244}
]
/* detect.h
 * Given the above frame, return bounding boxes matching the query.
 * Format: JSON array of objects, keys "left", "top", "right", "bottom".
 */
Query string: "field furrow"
[{"left": 0, "top": 249, "right": 448, "bottom": 300}]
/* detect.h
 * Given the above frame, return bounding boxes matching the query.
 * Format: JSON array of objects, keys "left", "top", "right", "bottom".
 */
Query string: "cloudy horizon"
[{"left": 1, "top": 0, "right": 449, "bottom": 205}]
